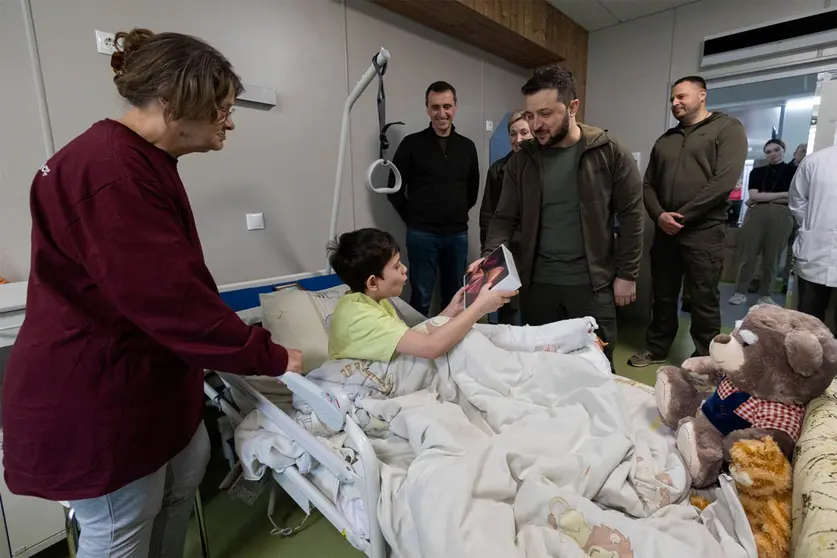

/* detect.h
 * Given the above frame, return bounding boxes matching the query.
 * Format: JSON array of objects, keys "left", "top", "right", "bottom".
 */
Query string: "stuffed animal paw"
[
  {"left": 675, "top": 414, "right": 724, "bottom": 487},
  {"left": 655, "top": 357, "right": 721, "bottom": 430},
  {"left": 728, "top": 436, "right": 792, "bottom": 558}
]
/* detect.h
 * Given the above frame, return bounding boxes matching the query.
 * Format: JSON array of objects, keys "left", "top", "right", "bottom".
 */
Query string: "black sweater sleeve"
[{"left": 467, "top": 141, "right": 480, "bottom": 210}]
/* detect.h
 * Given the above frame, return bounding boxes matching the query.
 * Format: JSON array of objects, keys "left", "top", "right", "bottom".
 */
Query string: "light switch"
[
  {"left": 485, "top": 120, "right": 494, "bottom": 132},
  {"left": 246, "top": 213, "right": 265, "bottom": 230}
]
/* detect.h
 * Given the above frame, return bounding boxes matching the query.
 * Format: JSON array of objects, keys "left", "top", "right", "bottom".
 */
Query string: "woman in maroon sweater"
[{"left": 2, "top": 29, "right": 301, "bottom": 557}]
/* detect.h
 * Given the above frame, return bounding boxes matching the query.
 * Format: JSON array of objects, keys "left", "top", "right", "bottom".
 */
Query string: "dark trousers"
[
  {"left": 646, "top": 224, "right": 726, "bottom": 358},
  {"left": 497, "top": 296, "right": 520, "bottom": 325},
  {"left": 798, "top": 277, "right": 836, "bottom": 328},
  {"left": 520, "top": 282, "right": 617, "bottom": 364},
  {"left": 406, "top": 228, "right": 469, "bottom": 317}
]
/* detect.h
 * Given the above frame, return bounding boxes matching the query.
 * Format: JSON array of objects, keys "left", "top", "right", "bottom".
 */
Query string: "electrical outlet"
[{"left": 95, "top": 30, "right": 116, "bottom": 55}]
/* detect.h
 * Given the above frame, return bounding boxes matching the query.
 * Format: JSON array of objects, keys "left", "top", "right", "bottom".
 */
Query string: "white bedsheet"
[
  {"left": 371, "top": 329, "right": 751, "bottom": 558},
  {"left": 234, "top": 319, "right": 754, "bottom": 557}
]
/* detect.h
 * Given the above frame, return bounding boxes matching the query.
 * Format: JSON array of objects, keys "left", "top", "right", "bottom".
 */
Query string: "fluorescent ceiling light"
[{"left": 786, "top": 96, "right": 820, "bottom": 110}]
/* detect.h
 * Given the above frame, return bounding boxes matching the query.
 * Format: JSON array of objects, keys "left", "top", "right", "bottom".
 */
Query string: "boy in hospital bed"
[{"left": 326, "top": 228, "right": 602, "bottom": 365}]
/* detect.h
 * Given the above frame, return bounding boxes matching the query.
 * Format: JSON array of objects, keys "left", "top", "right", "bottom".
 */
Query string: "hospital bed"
[
  {"left": 199, "top": 48, "right": 403, "bottom": 556},
  {"left": 205, "top": 274, "right": 837, "bottom": 558},
  {"left": 203, "top": 273, "right": 616, "bottom": 558},
  {"left": 205, "top": 275, "right": 395, "bottom": 557}
]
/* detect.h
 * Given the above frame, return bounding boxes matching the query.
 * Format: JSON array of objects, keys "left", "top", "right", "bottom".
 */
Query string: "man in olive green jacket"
[
  {"left": 479, "top": 65, "right": 645, "bottom": 363},
  {"left": 629, "top": 76, "right": 748, "bottom": 367}
]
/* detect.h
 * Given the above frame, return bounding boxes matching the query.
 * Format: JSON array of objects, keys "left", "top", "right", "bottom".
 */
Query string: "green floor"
[{"left": 39, "top": 318, "right": 706, "bottom": 558}]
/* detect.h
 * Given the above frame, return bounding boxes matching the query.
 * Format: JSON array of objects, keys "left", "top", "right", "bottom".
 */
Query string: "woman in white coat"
[{"left": 789, "top": 144, "right": 837, "bottom": 326}]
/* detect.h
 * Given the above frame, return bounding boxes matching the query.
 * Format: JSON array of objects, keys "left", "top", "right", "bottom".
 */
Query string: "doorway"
[{"left": 704, "top": 69, "right": 835, "bottom": 325}]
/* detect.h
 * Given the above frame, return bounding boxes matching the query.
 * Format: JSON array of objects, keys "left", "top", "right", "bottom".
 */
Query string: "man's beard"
[
  {"left": 674, "top": 105, "right": 699, "bottom": 123},
  {"left": 545, "top": 111, "right": 571, "bottom": 147}
]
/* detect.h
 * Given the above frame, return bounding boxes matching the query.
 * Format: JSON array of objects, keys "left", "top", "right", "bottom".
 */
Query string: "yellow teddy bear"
[
  {"left": 693, "top": 436, "right": 792, "bottom": 558},
  {"left": 730, "top": 436, "right": 793, "bottom": 558}
]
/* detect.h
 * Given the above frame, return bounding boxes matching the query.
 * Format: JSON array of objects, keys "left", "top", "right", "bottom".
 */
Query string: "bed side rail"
[
  {"left": 215, "top": 372, "right": 355, "bottom": 483},
  {"left": 281, "top": 371, "right": 351, "bottom": 432}
]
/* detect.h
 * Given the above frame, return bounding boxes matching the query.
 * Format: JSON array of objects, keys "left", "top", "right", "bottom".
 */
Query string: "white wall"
[
  {"left": 585, "top": 0, "right": 832, "bottom": 319},
  {"left": 585, "top": 10, "right": 675, "bottom": 175},
  {"left": 586, "top": 0, "right": 830, "bottom": 172},
  {"left": 781, "top": 105, "right": 814, "bottom": 161},
  {"left": 585, "top": 9, "right": 676, "bottom": 318},
  {"left": 0, "top": 0, "right": 527, "bottom": 285},
  {"left": 345, "top": 1, "right": 527, "bottom": 265},
  {"left": 814, "top": 79, "right": 837, "bottom": 151},
  {"left": 0, "top": 0, "right": 46, "bottom": 282}
]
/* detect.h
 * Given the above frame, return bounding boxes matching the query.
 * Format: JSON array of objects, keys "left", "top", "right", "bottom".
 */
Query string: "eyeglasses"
[{"left": 216, "top": 107, "right": 235, "bottom": 122}]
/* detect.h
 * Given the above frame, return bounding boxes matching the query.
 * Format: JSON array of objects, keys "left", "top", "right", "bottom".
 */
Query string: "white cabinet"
[
  {"left": 0, "top": 281, "right": 27, "bottom": 349},
  {"left": 0, "top": 282, "right": 68, "bottom": 557},
  {"left": 0, "top": 433, "right": 67, "bottom": 557}
]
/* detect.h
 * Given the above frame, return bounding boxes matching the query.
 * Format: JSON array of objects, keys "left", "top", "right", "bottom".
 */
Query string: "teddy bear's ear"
[{"left": 785, "top": 330, "right": 824, "bottom": 377}]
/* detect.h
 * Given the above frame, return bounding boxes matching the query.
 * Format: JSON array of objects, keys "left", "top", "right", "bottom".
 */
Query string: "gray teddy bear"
[{"left": 655, "top": 304, "right": 837, "bottom": 487}]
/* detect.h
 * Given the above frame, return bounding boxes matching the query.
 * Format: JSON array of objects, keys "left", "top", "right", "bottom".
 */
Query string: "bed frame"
[
  {"left": 200, "top": 43, "right": 401, "bottom": 555},
  {"left": 203, "top": 369, "right": 386, "bottom": 557},
  {"left": 201, "top": 44, "right": 398, "bottom": 557}
]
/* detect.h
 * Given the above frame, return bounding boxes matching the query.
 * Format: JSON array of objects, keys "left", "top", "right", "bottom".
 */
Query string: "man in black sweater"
[{"left": 388, "top": 81, "right": 480, "bottom": 317}]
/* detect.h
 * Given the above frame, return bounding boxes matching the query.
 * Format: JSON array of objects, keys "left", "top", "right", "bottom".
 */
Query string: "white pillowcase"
[
  {"left": 258, "top": 284, "right": 350, "bottom": 373},
  {"left": 254, "top": 286, "right": 434, "bottom": 413}
]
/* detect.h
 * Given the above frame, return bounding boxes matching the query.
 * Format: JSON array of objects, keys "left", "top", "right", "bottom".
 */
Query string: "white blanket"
[
  {"left": 234, "top": 317, "right": 753, "bottom": 557},
  {"left": 373, "top": 328, "right": 747, "bottom": 558}
]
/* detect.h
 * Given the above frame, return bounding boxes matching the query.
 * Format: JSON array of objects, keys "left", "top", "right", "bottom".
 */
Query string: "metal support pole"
[
  {"left": 194, "top": 490, "right": 211, "bottom": 558},
  {"left": 65, "top": 506, "right": 79, "bottom": 558}
]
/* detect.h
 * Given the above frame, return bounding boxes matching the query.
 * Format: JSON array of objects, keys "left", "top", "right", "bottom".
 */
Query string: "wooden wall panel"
[{"left": 371, "top": 0, "right": 589, "bottom": 117}]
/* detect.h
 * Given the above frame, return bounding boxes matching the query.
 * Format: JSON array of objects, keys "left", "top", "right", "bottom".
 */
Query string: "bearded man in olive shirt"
[
  {"left": 629, "top": 76, "right": 747, "bottom": 367},
  {"left": 478, "top": 65, "right": 644, "bottom": 364}
]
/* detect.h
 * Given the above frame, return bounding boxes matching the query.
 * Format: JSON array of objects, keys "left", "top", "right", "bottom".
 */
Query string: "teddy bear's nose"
[{"left": 714, "top": 334, "right": 732, "bottom": 345}]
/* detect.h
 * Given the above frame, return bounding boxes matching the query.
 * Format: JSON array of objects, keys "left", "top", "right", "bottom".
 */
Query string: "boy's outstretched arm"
[{"left": 396, "top": 285, "right": 515, "bottom": 360}]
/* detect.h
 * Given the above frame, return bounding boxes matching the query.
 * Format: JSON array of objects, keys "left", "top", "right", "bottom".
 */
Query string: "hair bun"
[{"left": 111, "top": 28, "right": 154, "bottom": 76}]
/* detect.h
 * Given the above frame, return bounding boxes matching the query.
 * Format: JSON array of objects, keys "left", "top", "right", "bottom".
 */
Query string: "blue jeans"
[
  {"left": 406, "top": 228, "right": 469, "bottom": 317},
  {"left": 69, "top": 424, "right": 210, "bottom": 558}
]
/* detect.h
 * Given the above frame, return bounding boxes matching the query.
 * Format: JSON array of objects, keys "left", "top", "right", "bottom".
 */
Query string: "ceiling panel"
[
  {"left": 545, "top": 0, "right": 619, "bottom": 31},
  {"left": 599, "top": 0, "right": 696, "bottom": 23}
]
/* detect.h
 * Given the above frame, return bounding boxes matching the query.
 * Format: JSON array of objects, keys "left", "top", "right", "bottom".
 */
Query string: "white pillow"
[
  {"left": 258, "top": 284, "right": 352, "bottom": 373},
  {"left": 308, "top": 284, "right": 351, "bottom": 331},
  {"left": 260, "top": 289, "right": 330, "bottom": 373}
]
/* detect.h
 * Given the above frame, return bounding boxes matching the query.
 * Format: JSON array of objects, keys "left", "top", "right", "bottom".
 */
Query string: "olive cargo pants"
[
  {"left": 735, "top": 203, "right": 794, "bottom": 296},
  {"left": 646, "top": 223, "right": 726, "bottom": 358}
]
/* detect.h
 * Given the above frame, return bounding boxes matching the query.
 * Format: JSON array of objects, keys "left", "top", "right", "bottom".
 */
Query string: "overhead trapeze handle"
[{"left": 366, "top": 159, "right": 402, "bottom": 194}]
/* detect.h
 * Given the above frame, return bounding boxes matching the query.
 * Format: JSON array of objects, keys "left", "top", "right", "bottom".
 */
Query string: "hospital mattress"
[
  {"left": 225, "top": 360, "right": 676, "bottom": 552},
  {"left": 220, "top": 283, "right": 620, "bottom": 552}
]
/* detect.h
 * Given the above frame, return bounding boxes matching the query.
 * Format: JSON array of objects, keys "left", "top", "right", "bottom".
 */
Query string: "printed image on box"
[{"left": 463, "top": 244, "right": 521, "bottom": 309}]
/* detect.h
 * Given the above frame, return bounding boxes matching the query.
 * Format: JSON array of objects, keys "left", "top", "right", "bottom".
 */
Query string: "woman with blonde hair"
[
  {"left": 2, "top": 29, "right": 301, "bottom": 557},
  {"left": 478, "top": 110, "right": 532, "bottom": 323}
]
